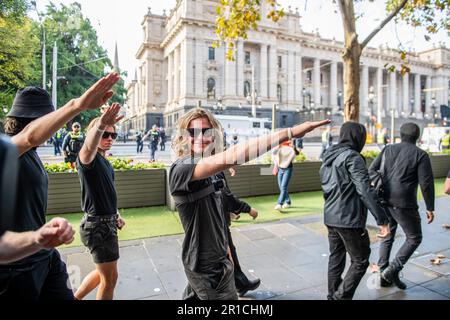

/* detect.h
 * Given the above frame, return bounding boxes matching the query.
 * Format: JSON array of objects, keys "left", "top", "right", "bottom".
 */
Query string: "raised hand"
[
  {"left": 99, "top": 103, "right": 125, "bottom": 127},
  {"left": 292, "top": 119, "right": 332, "bottom": 138},
  {"left": 74, "top": 73, "right": 120, "bottom": 111},
  {"left": 249, "top": 208, "right": 258, "bottom": 220}
]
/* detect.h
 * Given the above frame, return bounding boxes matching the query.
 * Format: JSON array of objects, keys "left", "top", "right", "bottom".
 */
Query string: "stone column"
[
  {"left": 425, "top": 75, "right": 432, "bottom": 114},
  {"left": 224, "top": 43, "right": 237, "bottom": 97},
  {"left": 167, "top": 52, "right": 173, "bottom": 103},
  {"left": 181, "top": 39, "right": 194, "bottom": 98},
  {"left": 376, "top": 67, "right": 383, "bottom": 123},
  {"left": 329, "top": 61, "right": 338, "bottom": 111},
  {"left": 173, "top": 46, "right": 180, "bottom": 101},
  {"left": 260, "top": 44, "right": 268, "bottom": 98},
  {"left": 313, "top": 58, "right": 321, "bottom": 106},
  {"left": 295, "top": 53, "right": 303, "bottom": 107},
  {"left": 402, "top": 72, "right": 409, "bottom": 115},
  {"left": 389, "top": 70, "right": 397, "bottom": 113},
  {"left": 287, "top": 51, "right": 295, "bottom": 104},
  {"left": 194, "top": 39, "right": 204, "bottom": 97},
  {"left": 237, "top": 40, "right": 245, "bottom": 97},
  {"left": 414, "top": 74, "right": 421, "bottom": 116},
  {"left": 361, "top": 65, "right": 369, "bottom": 116},
  {"left": 269, "top": 45, "right": 278, "bottom": 100}
]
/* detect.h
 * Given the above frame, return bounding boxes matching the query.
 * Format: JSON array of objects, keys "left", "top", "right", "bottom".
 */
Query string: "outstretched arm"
[
  {"left": 12, "top": 73, "right": 120, "bottom": 156},
  {"left": 79, "top": 103, "right": 124, "bottom": 166},
  {"left": 191, "top": 120, "right": 331, "bottom": 181}
]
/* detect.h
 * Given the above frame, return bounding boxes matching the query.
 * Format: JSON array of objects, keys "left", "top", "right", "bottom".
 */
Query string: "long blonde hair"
[{"left": 172, "top": 107, "right": 224, "bottom": 158}]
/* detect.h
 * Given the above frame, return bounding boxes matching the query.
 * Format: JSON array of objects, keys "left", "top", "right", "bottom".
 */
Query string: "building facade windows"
[
  {"left": 245, "top": 51, "right": 251, "bottom": 64},
  {"left": 277, "top": 84, "right": 282, "bottom": 103},
  {"left": 208, "top": 47, "right": 215, "bottom": 61},
  {"left": 244, "top": 81, "right": 251, "bottom": 98},
  {"left": 277, "top": 56, "right": 282, "bottom": 69}
]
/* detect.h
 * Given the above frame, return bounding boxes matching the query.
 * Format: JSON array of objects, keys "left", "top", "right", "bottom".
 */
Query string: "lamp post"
[
  {"left": 338, "top": 90, "right": 343, "bottom": 111},
  {"left": 368, "top": 86, "right": 375, "bottom": 139},
  {"left": 431, "top": 95, "right": 437, "bottom": 124},
  {"left": 302, "top": 87, "right": 307, "bottom": 109}
]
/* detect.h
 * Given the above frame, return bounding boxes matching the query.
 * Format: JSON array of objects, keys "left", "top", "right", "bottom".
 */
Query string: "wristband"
[{"left": 287, "top": 128, "right": 293, "bottom": 140}]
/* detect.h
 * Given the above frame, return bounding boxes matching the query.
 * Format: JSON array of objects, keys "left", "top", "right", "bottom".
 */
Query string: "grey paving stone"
[
  {"left": 158, "top": 270, "right": 189, "bottom": 300},
  {"left": 379, "top": 285, "right": 450, "bottom": 300},
  {"left": 118, "top": 244, "right": 149, "bottom": 262},
  {"left": 402, "top": 262, "right": 441, "bottom": 285},
  {"left": 263, "top": 223, "right": 305, "bottom": 237},
  {"left": 240, "top": 228, "right": 277, "bottom": 241},
  {"left": 115, "top": 259, "right": 165, "bottom": 300},
  {"left": 421, "top": 276, "right": 450, "bottom": 298}
]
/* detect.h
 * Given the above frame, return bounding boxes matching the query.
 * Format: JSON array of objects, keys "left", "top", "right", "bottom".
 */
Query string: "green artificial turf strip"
[{"left": 53, "top": 178, "right": 446, "bottom": 248}]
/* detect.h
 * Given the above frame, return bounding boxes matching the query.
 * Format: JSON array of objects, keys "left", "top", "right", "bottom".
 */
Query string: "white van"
[{"left": 215, "top": 115, "right": 272, "bottom": 144}]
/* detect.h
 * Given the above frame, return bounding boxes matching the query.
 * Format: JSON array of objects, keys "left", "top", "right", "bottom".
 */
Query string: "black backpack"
[{"left": 369, "top": 148, "right": 387, "bottom": 206}]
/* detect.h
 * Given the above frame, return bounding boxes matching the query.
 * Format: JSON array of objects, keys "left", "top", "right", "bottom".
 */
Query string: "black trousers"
[
  {"left": 0, "top": 250, "right": 74, "bottom": 300},
  {"left": 227, "top": 227, "right": 250, "bottom": 290},
  {"left": 182, "top": 259, "right": 238, "bottom": 300},
  {"left": 327, "top": 226, "right": 371, "bottom": 300},
  {"left": 378, "top": 207, "right": 422, "bottom": 271}
]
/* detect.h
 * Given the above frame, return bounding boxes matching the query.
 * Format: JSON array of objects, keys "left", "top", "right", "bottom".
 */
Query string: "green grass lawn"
[{"left": 54, "top": 178, "right": 446, "bottom": 248}]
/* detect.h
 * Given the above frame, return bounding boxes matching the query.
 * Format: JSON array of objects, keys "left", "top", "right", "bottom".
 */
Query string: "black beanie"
[
  {"left": 400, "top": 123, "right": 421, "bottom": 144},
  {"left": 7, "top": 87, "right": 54, "bottom": 119}
]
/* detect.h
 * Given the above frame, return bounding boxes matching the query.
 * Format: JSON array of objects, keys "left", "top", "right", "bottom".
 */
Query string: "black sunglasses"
[
  {"left": 187, "top": 128, "right": 213, "bottom": 138},
  {"left": 73, "top": 125, "right": 80, "bottom": 128},
  {"left": 102, "top": 131, "right": 118, "bottom": 139}
]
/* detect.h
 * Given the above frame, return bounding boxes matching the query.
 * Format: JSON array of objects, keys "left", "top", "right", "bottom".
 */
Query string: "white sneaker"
[
  {"left": 274, "top": 204, "right": 282, "bottom": 211},
  {"left": 282, "top": 203, "right": 290, "bottom": 209}
]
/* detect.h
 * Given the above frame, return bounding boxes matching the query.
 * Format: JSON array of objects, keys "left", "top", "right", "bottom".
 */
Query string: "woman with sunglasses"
[
  {"left": 169, "top": 107, "right": 330, "bottom": 300},
  {"left": 74, "top": 103, "right": 126, "bottom": 300}
]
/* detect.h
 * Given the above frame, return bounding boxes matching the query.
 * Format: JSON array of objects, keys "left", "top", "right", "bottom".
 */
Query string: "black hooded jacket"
[
  {"left": 320, "top": 123, "right": 388, "bottom": 229},
  {"left": 368, "top": 128, "right": 435, "bottom": 211}
]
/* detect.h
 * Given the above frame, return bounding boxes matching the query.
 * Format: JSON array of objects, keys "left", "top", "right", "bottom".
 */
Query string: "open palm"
[
  {"left": 100, "top": 103, "right": 125, "bottom": 127},
  {"left": 75, "top": 73, "right": 120, "bottom": 111}
]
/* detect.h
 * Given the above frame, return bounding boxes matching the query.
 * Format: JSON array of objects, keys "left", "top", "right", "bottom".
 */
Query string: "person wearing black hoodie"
[
  {"left": 320, "top": 122, "right": 389, "bottom": 300},
  {"left": 369, "top": 123, "right": 435, "bottom": 290}
]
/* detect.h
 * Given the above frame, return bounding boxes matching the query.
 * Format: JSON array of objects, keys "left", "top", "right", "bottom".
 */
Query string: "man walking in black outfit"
[
  {"left": 369, "top": 122, "right": 435, "bottom": 290},
  {"left": 320, "top": 122, "right": 390, "bottom": 300}
]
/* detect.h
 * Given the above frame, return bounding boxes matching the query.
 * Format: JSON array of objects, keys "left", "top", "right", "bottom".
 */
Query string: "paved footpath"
[{"left": 60, "top": 197, "right": 450, "bottom": 300}]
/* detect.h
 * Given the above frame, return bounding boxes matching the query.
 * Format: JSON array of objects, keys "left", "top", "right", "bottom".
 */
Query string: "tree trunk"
[{"left": 343, "top": 42, "right": 361, "bottom": 122}]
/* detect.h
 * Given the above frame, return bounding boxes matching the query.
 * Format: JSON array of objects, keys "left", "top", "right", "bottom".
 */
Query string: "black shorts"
[{"left": 80, "top": 214, "right": 119, "bottom": 264}]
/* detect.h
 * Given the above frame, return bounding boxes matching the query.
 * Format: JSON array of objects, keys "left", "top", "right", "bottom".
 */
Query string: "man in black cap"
[
  {"left": 369, "top": 122, "right": 435, "bottom": 290},
  {"left": 320, "top": 122, "right": 390, "bottom": 300},
  {"left": 1, "top": 73, "right": 120, "bottom": 300},
  {"left": 62, "top": 122, "right": 85, "bottom": 163}
]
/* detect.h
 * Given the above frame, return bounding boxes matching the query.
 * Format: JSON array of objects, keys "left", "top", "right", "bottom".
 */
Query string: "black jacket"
[
  {"left": 320, "top": 145, "right": 388, "bottom": 229},
  {"left": 369, "top": 142, "right": 435, "bottom": 211}
]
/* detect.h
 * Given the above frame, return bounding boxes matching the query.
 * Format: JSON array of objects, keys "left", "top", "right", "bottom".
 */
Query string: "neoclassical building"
[{"left": 124, "top": 0, "right": 450, "bottom": 133}]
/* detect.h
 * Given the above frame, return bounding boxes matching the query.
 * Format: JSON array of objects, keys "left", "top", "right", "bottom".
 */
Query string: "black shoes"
[
  {"left": 381, "top": 265, "right": 407, "bottom": 290},
  {"left": 236, "top": 278, "right": 261, "bottom": 297}
]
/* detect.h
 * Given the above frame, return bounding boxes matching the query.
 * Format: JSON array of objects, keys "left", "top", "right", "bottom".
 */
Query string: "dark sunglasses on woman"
[
  {"left": 102, "top": 131, "right": 118, "bottom": 139},
  {"left": 187, "top": 128, "right": 213, "bottom": 138}
]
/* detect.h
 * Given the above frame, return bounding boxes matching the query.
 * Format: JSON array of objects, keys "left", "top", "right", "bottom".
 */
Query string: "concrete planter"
[
  {"left": 429, "top": 154, "right": 450, "bottom": 178},
  {"left": 47, "top": 169, "right": 166, "bottom": 215}
]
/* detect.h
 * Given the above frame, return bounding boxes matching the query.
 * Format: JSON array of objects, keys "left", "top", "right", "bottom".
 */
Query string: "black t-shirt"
[
  {"left": 76, "top": 153, "right": 117, "bottom": 216},
  {"left": 10, "top": 148, "right": 51, "bottom": 264},
  {"left": 169, "top": 157, "right": 229, "bottom": 272}
]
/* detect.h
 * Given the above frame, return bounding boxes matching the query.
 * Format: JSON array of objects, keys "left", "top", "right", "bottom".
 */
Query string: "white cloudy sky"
[{"left": 31, "top": 0, "right": 449, "bottom": 84}]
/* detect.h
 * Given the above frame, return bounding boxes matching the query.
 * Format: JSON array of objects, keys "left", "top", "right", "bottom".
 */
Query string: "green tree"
[
  {"left": 31, "top": 2, "right": 126, "bottom": 127},
  {"left": 215, "top": 0, "right": 449, "bottom": 122},
  {"left": 0, "top": 2, "right": 40, "bottom": 119}
]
